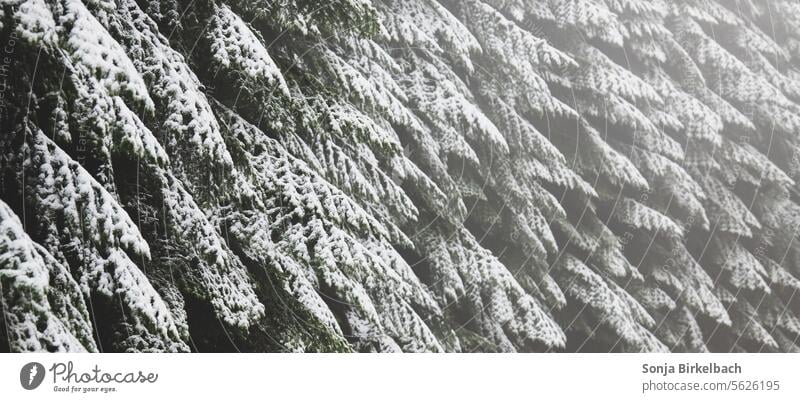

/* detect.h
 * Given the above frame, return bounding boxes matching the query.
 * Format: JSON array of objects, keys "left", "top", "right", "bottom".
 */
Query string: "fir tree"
[{"left": 1, "top": 0, "right": 799, "bottom": 352}]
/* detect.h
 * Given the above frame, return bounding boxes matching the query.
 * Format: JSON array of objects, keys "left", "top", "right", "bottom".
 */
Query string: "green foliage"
[{"left": 2, "top": 0, "right": 800, "bottom": 352}]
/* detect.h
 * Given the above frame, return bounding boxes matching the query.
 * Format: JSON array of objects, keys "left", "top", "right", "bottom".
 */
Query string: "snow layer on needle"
[
  {"left": 208, "top": 4, "right": 289, "bottom": 96},
  {"left": 60, "top": 0, "right": 154, "bottom": 110},
  {"left": 0, "top": 200, "right": 97, "bottom": 352}
]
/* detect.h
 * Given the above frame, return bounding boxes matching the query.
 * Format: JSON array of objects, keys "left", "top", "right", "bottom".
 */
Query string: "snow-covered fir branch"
[{"left": 1, "top": 0, "right": 800, "bottom": 352}]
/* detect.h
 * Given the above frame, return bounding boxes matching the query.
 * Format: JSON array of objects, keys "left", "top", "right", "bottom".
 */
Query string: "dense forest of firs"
[{"left": 1, "top": 0, "right": 800, "bottom": 353}]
